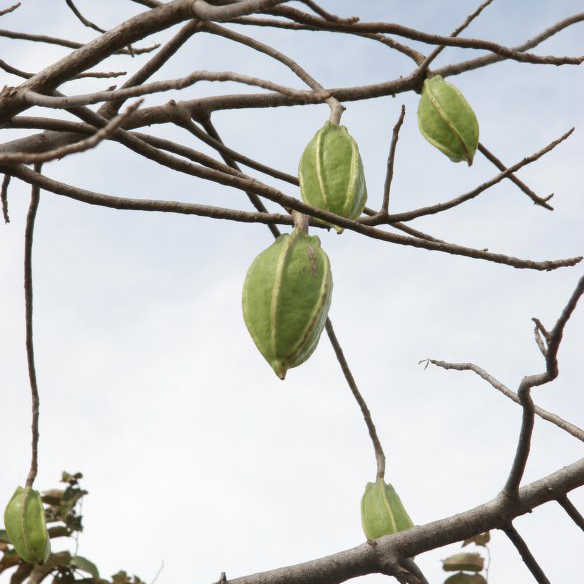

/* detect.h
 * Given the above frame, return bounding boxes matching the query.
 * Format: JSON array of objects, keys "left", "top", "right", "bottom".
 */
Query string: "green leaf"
[
  {"left": 71, "top": 555, "right": 99, "bottom": 579},
  {"left": 0, "top": 529, "right": 9, "bottom": 543}
]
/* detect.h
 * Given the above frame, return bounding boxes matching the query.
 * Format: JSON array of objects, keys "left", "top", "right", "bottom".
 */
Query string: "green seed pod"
[
  {"left": 417, "top": 75, "right": 479, "bottom": 165},
  {"left": 242, "top": 228, "right": 332, "bottom": 380},
  {"left": 4, "top": 486, "right": 51, "bottom": 564},
  {"left": 361, "top": 479, "right": 413, "bottom": 540},
  {"left": 298, "top": 121, "right": 367, "bottom": 232}
]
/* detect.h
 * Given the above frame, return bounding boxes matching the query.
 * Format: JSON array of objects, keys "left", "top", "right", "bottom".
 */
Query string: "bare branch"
[
  {"left": 200, "top": 457, "right": 584, "bottom": 584},
  {"left": 267, "top": 6, "right": 584, "bottom": 66},
  {"left": 417, "top": 0, "right": 495, "bottom": 72},
  {"left": 325, "top": 319, "right": 385, "bottom": 480},
  {"left": 478, "top": 143, "right": 554, "bottom": 210},
  {"left": 503, "top": 273, "right": 584, "bottom": 495},
  {"left": 503, "top": 524, "right": 551, "bottom": 584},
  {"left": 360, "top": 128, "right": 574, "bottom": 225},
  {"left": 0, "top": 58, "right": 126, "bottom": 80},
  {"left": 381, "top": 105, "right": 406, "bottom": 213},
  {"left": 230, "top": 17, "right": 425, "bottom": 65},
  {"left": 129, "top": 0, "right": 161, "bottom": 7},
  {"left": 176, "top": 111, "right": 298, "bottom": 184},
  {"left": 65, "top": 0, "right": 107, "bottom": 34},
  {"left": 0, "top": 3, "right": 20, "bottom": 17},
  {"left": 201, "top": 20, "right": 344, "bottom": 123},
  {"left": 198, "top": 115, "right": 282, "bottom": 239},
  {"left": 0, "top": 28, "right": 159, "bottom": 55},
  {"left": 24, "top": 162, "right": 42, "bottom": 489},
  {"left": 299, "top": 0, "right": 358, "bottom": 24},
  {"left": 1, "top": 174, "right": 10, "bottom": 223},
  {"left": 438, "top": 12, "right": 584, "bottom": 78},
  {"left": 99, "top": 19, "right": 200, "bottom": 119},
  {"left": 22, "top": 71, "right": 325, "bottom": 108},
  {"left": 0, "top": 101, "right": 143, "bottom": 164},
  {"left": 557, "top": 495, "right": 584, "bottom": 532},
  {"left": 191, "top": 0, "right": 289, "bottom": 21},
  {"left": 424, "top": 360, "right": 584, "bottom": 442}
]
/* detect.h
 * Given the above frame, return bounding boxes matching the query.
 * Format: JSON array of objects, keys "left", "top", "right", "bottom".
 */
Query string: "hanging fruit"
[
  {"left": 242, "top": 226, "right": 333, "bottom": 379},
  {"left": 361, "top": 479, "right": 413, "bottom": 539},
  {"left": 417, "top": 75, "right": 479, "bottom": 165},
  {"left": 298, "top": 121, "right": 367, "bottom": 232},
  {"left": 4, "top": 486, "right": 51, "bottom": 564}
]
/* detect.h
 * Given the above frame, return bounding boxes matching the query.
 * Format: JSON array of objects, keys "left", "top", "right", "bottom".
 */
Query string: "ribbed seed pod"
[
  {"left": 242, "top": 228, "right": 332, "bottom": 380},
  {"left": 417, "top": 75, "right": 479, "bottom": 165},
  {"left": 4, "top": 486, "right": 51, "bottom": 564},
  {"left": 361, "top": 479, "right": 413, "bottom": 540},
  {"left": 299, "top": 121, "right": 367, "bottom": 232}
]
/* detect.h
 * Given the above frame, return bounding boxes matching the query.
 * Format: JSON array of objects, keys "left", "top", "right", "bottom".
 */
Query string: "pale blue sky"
[{"left": 1, "top": 2, "right": 583, "bottom": 583}]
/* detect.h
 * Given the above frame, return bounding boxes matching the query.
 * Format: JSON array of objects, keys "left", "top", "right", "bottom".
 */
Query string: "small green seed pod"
[
  {"left": 298, "top": 121, "right": 367, "bottom": 232},
  {"left": 242, "top": 228, "right": 333, "bottom": 380},
  {"left": 361, "top": 479, "right": 413, "bottom": 539},
  {"left": 4, "top": 486, "right": 51, "bottom": 564},
  {"left": 417, "top": 75, "right": 479, "bottom": 165}
]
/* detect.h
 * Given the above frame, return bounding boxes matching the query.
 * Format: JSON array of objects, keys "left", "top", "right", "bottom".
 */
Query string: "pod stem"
[
  {"left": 292, "top": 211, "right": 309, "bottom": 234},
  {"left": 325, "top": 319, "right": 386, "bottom": 480},
  {"left": 24, "top": 162, "right": 42, "bottom": 489}
]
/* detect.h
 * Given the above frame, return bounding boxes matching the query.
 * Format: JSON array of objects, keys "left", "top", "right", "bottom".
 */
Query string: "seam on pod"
[
  {"left": 379, "top": 481, "right": 398, "bottom": 534},
  {"left": 341, "top": 131, "right": 359, "bottom": 218},
  {"left": 426, "top": 82, "right": 472, "bottom": 163},
  {"left": 270, "top": 232, "right": 296, "bottom": 367},
  {"left": 19, "top": 489, "right": 34, "bottom": 558},
  {"left": 286, "top": 246, "right": 331, "bottom": 366},
  {"left": 316, "top": 125, "right": 330, "bottom": 211}
]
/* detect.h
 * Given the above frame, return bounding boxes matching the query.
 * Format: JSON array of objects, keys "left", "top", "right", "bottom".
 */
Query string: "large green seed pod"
[
  {"left": 298, "top": 121, "right": 367, "bottom": 231},
  {"left": 4, "top": 486, "right": 51, "bottom": 564},
  {"left": 242, "top": 228, "right": 332, "bottom": 380},
  {"left": 417, "top": 75, "right": 479, "bottom": 165},
  {"left": 361, "top": 479, "right": 413, "bottom": 539}
]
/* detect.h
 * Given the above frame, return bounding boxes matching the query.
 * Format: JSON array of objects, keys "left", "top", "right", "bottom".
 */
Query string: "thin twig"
[
  {"left": 0, "top": 3, "right": 20, "bottom": 17},
  {"left": 198, "top": 115, "right": 282, "bottom": 240},
  {"left": 478, "top": 143, "right": 554, "bottom": 210},
  {"left": 99, "top": 20, "right": 200, "bottom": 119},
  {"left": 557, "top": 495, "right": 584, "bottom": 532},
  {"left": 191, "top": 0, "right": 289, "bottom": 21},
  {"left": 201, "top": 20, "right": 344, "bottom": 123},
  {"left": 0, "top": 101, "right": 143, "bottom": 164},
  {"left": 267, "top": 6, "right": 584, "bottom": 66},
  {"left": 503, "top": 525, "right": 551, "bottom": 584},
  {"left": 230, "top": 17, "right": 424, "bottom": 64},
  {"left": 24, "top": 162, "right": 42, "bottom": 489},
  {"left": 381, "top": 105, "right": 405, "bottom": 213},
  {"left": 0, "top": 58, "right": 126, "bottom": 79},
  {"left": 65, "top": 0, "right": 107, "bottom": 33},
  {"left": 0, "top": 28, "right": 159, "bottom": 55},
  {"left": 1, "top": 174, "right": 10, "bottom": 223},
  {"left": 360, "top": 129, "right": 573, "bottom": 225},
  {"left": 503, "top": 273, "right": 584, "bottom": 496},
  {"left": 176, "top": 110, "right": 298, "bottom": 184},
  {"left": 23, "top": 71, "right": 323, "bottom": 108},
  {"left": 299, "top": 0, "right": 358, "bottom": 24},
  {"left": 425, "top": 360, "right": 584, "bottom": 442},
  {"left": 417, "top": 0, "right": 495, "bottom": 72},
  {"left": 325, "top": 319, "right": 385, "bottom": 480}
]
